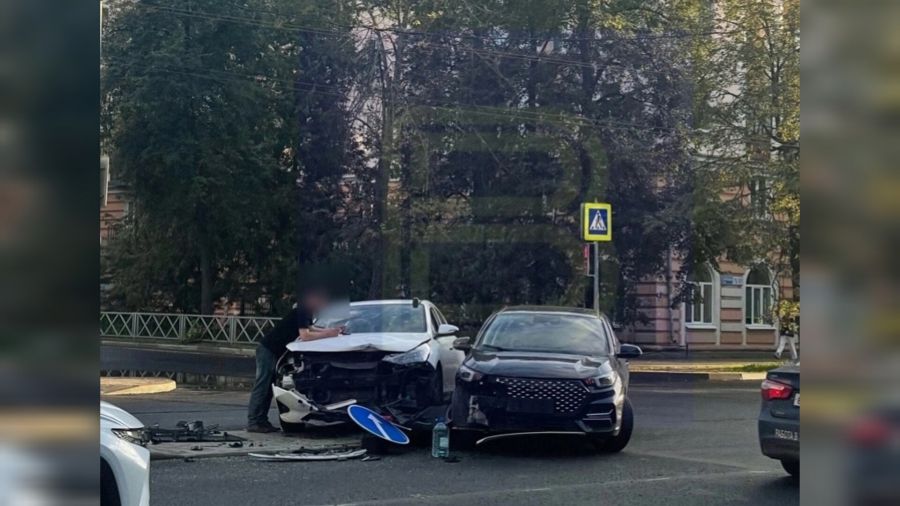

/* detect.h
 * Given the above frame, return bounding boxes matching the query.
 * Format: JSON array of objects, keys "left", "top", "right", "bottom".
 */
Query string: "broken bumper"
[
  {"left": 274, "top": 350, "right": 441, "bottom": 427},
  {"left": 272, "top": 386, "right": 356, "bottom": 425}
]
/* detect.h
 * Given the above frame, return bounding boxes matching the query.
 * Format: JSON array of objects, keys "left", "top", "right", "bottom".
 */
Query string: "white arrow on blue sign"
[{"left": 347, "top": 405, "right": 410, "bottom": 445}]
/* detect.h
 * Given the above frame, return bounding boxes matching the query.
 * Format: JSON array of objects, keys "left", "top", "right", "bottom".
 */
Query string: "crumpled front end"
[{"left": 274, "top": 348, "right": 440, "bottom": 427}]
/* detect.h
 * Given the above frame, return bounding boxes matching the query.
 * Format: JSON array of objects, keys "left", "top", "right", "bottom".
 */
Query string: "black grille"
[{"left": 495, "top": 377, "right": 588, "bottom": 414}]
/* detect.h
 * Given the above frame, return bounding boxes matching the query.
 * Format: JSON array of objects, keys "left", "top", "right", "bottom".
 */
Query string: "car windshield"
[
  {"left": 316, "top": 304, "right": 427, "bottom": 333},
  {"left": 477, "top": 312, "right": 609, "bottom": 356}
]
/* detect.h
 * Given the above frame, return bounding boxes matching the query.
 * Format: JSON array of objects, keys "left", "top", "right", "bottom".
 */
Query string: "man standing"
[{"left": 246, "top": 289, "right": 344, "bottom": 433}]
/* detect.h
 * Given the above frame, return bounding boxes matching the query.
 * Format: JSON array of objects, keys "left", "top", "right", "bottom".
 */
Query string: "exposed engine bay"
[{"left": 273, "top": 349, "right": 444, "bottom": 429}]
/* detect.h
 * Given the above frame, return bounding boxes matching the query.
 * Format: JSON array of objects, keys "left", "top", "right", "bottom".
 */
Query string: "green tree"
[
  {"left": 685, "top": 0, "right": 800, "bottom": 312},
  {"left": 102, "top": 0, "right": 355, "bottom": 314}
]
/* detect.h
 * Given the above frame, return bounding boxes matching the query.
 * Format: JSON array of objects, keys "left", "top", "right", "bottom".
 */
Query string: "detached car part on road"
[
  {"left": 273, "top": 299, "right": 465, "bottom": 431},
  {"left": 450, "top": 306, "right": 642, "bottom": 452},
  {"left": 101, "top": 401, "right": 150, "bottom": 506},
  {"left": 757, "top": 365, "right": 799, "bottom": 478}
]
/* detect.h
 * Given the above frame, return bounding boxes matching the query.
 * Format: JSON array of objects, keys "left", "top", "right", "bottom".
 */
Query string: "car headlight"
[
  {"left": 583, "top": 372, "right": 618, "bottom": 388},
  {"left": 457, "top": 364, "right": 484, "bottom": 382},
  {"left": 383, "top": 343, "right": 431, "bottom": 365},
  {"left": 112, "top": 428, "right": 148, "bottom": 447}
]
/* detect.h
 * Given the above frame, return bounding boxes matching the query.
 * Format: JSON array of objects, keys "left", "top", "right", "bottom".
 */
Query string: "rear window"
[{"left": 477, "top": 312, "right": 609, "bottom": 356}]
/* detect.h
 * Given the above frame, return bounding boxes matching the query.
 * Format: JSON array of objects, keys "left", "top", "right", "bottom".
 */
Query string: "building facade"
[{"left": 620, "top": 257, "right": 793, "bottom": 349}]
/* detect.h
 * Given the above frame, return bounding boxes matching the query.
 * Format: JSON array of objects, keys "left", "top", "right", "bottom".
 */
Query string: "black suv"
[{"left": 449, "top": 306, "right": 641, "bottom": 452}]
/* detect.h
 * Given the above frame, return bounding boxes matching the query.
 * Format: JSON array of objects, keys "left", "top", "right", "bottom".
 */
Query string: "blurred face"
[{"left": 302, "top": 291, "right": 330, "bottom": 312}]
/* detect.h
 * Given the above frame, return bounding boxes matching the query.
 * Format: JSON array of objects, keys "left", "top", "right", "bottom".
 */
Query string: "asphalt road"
[
  {"left": 106, "top": 383, "right": 798, "bottom": 506},
  {"left": 101, "top": 344, "right": 256, "bottom": 377}
]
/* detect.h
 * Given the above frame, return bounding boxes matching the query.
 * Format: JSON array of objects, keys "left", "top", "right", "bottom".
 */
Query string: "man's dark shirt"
[{"left": 260, "top": 306, "right": 313, "bottom": 355}]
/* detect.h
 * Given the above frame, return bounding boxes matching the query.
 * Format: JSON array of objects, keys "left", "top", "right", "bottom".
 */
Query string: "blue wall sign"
[{"left": 347, "top": 405, "right": 410, "bottom": 445}]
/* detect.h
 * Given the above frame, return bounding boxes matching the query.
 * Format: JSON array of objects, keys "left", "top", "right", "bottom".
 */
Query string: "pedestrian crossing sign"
[{"left": 582, "top": 203, "right": 612, "bottom": 242}]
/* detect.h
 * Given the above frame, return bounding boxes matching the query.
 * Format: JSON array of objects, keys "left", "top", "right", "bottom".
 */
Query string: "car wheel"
[
  {"left": 418, "top": 366, "right": 444, "bottom": 408},
  {"left": 781, "top": 459, "right": 799, "bottom": 478},
  {"left": 593, "top": 397, "right": 634, "bottom": 453},
  {"left": 278, "top": 418, "right": 307, "bottom": 433},
  {"left": 100, "top": 459, "right": 120, "bottom": 506},
  {"left": 450, "top": 391, "right": 469, "bottom": 427}
]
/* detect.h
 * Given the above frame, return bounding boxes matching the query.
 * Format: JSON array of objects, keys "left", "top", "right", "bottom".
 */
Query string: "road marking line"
[{"left": 327, "top": 469, "right": 777, "bottom": 506}]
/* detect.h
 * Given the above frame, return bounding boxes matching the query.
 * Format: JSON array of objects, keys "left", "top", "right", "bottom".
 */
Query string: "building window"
[
  {"left": 750, "top": 177, "right": 770, "bottom": 218},
  {"left": 685, "top": 265, "right": 715, "bottom": 326},
  {"left": 745, "top": 266, "right": 774, "bottom": 326}
]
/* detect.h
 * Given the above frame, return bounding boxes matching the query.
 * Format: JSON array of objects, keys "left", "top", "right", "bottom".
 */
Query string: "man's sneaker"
[{"left": 247, "top": 422, "right": 278, "bottom": 433}]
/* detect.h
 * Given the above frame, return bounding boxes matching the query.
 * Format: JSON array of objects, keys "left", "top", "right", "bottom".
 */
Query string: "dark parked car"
[
  {"left": 449, "top": 306, "right": 642, "bottom": 452},
  {"left": 758, "top": 365, "right": 800, "bottom": 478}
]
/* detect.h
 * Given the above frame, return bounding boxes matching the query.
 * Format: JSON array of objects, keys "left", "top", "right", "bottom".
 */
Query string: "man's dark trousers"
[{"left": 247, "top": 344, "right": 278, "bottom": 426}]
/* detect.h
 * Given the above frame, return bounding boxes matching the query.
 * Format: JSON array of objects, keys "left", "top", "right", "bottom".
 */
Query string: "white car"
[
  {"left": 273, "top": 299, "right": 466, "bottom": 431},
  {"left": 100, "top": 401, "right": 150, "bottom": 506}
]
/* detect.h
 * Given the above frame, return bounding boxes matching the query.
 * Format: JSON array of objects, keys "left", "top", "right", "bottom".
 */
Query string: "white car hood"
[
  {"left": 100, "top": 401, "right": 144, "bottom": 430},
  {"left": 286, "top": 332, "right": 431, "bottom": 353}
]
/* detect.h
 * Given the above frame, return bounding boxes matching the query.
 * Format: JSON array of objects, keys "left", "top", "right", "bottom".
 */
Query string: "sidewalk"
[
  {"left": 101, "top": 339, "right": 784, "bottom": 383},
  {"left": 101, "top": 377, "right": 177, "bottom": 396}
]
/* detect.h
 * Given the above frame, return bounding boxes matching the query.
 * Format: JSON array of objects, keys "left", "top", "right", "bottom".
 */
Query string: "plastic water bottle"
[{"left": 431, "top": 417, "right": 450, "bottom": 458}]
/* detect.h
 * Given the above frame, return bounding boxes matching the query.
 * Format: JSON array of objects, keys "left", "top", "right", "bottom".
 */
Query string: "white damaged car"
[
  {"left": 272, "top": 299, "right": 465, "bottom": 431},
  {"left": 101, "top": 401, "right": 150, "bottom": 506}
]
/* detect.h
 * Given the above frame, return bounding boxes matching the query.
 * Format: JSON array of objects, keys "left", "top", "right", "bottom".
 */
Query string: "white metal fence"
[{"left": 100, "top": 311, "right": 280, "bottom": 344}]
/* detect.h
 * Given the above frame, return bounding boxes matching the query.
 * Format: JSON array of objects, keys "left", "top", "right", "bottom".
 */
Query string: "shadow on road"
[{"left": 466, "top": 434, "right": 602, "bottom": 459}]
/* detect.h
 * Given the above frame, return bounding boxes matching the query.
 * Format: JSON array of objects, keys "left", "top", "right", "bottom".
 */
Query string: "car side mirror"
[
  {"left": 617, "top": 344, "right": 643, "bottom": 359},
  {"left": 437, "top": 324, "right": 459, "bottom": 336},
  {"left": 452, "top": 336, "right": 471, "bottom": 352}
]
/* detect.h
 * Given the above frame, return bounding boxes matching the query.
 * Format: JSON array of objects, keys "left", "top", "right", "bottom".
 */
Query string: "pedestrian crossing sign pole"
[{"left": 582, "top": 202, "right": 612, "bottom": 313}]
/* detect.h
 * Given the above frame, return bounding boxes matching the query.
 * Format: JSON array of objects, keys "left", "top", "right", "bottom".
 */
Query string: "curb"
[
  {"left": 631, "top": 371, "right": 766, "bottom": 383},
  {"left": 101, "top": 377, "right": 177, "bottom": 396}
]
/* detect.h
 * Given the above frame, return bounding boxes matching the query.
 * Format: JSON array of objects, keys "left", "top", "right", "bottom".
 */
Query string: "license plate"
[
  {"left": 507, "top": 398, "right": 554, "bottom": 414},
  {"left": 774, "top": 428, "right": 799, "bottom": 441},
  {"left": 793, "top": 393, "right": 800, "bottom": 407}
]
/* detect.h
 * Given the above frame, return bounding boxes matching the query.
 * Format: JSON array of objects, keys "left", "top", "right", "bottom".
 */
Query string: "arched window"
[
  {"left": 745, "top": 265, "right": 774, "bottom": 326},
  {"left": 685, "top": 265, "right": 715, "bottom": 326}
]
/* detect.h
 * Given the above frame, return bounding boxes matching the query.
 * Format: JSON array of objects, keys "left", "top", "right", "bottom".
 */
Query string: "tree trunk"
[
  {"left": 369, "top": 35, "right": 401, "bottom": 300},
  {"left": 368, "top": 74, "right": 391, "bottom": 299},
  {"left": 199, "top": 241, "right": 213, "bottom": 314}
]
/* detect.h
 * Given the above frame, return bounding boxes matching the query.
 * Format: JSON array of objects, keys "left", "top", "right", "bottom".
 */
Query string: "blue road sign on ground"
[{"left": 347, "top": 405, "right": 410, "bottom": 445}]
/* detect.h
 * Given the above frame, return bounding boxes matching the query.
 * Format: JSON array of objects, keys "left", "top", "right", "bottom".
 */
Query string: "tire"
[
  {"left": 781, "top": 459, "right": 799, "bottom": 478},
  {"left": 592, "top": 397, "right": 634, "bottom": 453},
  {"left": 417, "top": 366, "right": 444, "bottom": 408},
  {"left": 278, "top": 419, "right": 307, "bottom": 433},
  {"left": 100, "top": 459, "right": 121, "bottom": 506}
]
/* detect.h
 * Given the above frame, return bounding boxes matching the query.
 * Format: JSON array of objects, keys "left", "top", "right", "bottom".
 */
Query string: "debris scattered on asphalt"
[
  {"left": 227, "top": 441, "right": 244, "bottom": 448},
  {"left": 361, "top": 455, "right": 381, "bottom": 462},
  {"left": 146, "top": 420, "right": 246, "bottom": 444},
  {"left": 249, "top": 444, "right": 366, "bottom": 461}
]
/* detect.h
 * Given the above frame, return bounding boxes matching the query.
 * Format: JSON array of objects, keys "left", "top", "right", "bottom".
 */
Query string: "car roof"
[{"left": 498, "top": 305, "right": 600, "bottom": 317}]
